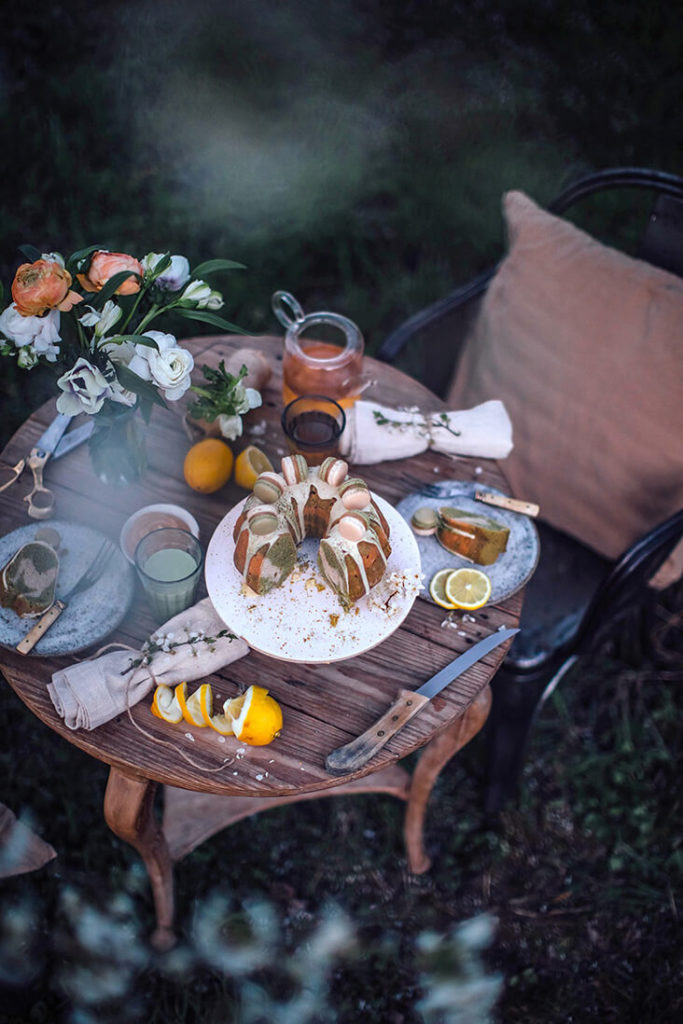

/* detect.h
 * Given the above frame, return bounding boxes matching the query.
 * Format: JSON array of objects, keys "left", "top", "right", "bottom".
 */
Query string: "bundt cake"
[{"left": 232, "top": 454, "right": 391, "bottom": 608}]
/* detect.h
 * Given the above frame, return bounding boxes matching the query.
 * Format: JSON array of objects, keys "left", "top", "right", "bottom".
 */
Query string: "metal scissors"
[{"left": 0, "top": 413, "right": 95, "bottom": 520}]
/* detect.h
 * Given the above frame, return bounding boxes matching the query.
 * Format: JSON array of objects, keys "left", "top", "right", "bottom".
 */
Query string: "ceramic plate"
[
  {"left": 206, "top": 495, "right": 422, "bottom": 664},
  {"left": 0, "top": 521, "right": 135, "bottom": 656},
  {"left": 396, "top": 481, "right": 539, "bottom": 605}
]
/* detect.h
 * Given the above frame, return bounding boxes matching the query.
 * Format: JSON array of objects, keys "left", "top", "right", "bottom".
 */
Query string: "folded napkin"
[
  {"left": 48, "top": 598, "right": 248, "bottom": 731},
  {"left": 339, "top": 399, "right": 513, "bottom": 465}
]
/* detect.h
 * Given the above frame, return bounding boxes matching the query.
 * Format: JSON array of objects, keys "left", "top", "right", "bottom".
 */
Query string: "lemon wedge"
[
  {"left": 151, "top": 684, "right": 183, "bottom": 724},
  {"left": 429, "top": 568, "right": 458, "bottom": 609},
  {"left": 234, "top": 445, "right": 274, "bottom": 490},
  {"left": 224, "top": 684, "right": 283, "bottom": 746},
  {"left": 175, "top": 681, "right": 208, "bottom": 727},
  {"left": 444, "top": 568, "right": 492, "bottom": 610}
]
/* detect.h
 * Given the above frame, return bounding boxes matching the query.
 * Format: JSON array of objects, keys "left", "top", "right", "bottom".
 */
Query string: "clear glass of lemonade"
[
  {"left": 273, "top": 291, "right": 364, "bottom": 409},
  {"left": 134, "top": 527, "right": 203, "bottom": 622}
]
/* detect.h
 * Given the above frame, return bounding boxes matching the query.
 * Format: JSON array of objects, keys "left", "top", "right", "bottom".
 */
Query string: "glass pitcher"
[{"left": 272, "top": 291, "right": 364, "bottom": 409}]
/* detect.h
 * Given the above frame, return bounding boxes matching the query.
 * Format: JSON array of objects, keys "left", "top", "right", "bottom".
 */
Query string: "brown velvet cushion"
[{"left": 448, "top": 189, "right": 683, "bottom": 567}]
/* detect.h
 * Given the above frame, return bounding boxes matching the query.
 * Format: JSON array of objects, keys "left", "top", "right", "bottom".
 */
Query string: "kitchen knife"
[{"left": 325, "top": 627, "right": 519, "bottom": 775}]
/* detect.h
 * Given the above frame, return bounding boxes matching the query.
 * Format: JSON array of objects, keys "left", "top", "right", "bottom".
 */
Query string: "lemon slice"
[
  {"left": 444, "top": 568, "right": 492, "bottom": 610},
  {"left": 151, "top": 684, "right": 183, "bottom": 723},
  {"left": 175, "top": 681, "right": 208, "bottom": 727},
  {"left": 234, "top": 445, "right": 274, "bottom": 490},
  {"left": 429, "top": 568, "right": 458, "bottom": 609},
  {"left": 224, "top": 684, "right": 283, "bottom": 746}
]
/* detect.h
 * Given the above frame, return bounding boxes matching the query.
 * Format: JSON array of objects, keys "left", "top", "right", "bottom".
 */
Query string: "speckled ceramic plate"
[
  {"left": 396, "top": 481, "right": 540, "bottom": 605},
  {"left": 0, "top": 521, "right": 135, "bottom": 656},
  {"left": 206, "top": 495, "right": 422, "bottom": 664}
]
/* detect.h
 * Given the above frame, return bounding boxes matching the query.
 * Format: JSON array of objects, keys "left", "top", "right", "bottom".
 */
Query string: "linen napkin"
[
  {"left": 339, "top": 399, "right": 513, "bottom": 465},
  {"left": 48, "top": 598, "right": 248, "bottom": 731}
]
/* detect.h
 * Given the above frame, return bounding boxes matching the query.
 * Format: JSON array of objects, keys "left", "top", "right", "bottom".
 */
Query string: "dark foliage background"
[{"left": 1, "top": 2, "right": 682, "bottom": 1021}]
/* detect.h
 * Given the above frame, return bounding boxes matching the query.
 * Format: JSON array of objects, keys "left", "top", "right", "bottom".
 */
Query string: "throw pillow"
[{"left": 448, "top": 189, "right": 683, "bottom": 573}]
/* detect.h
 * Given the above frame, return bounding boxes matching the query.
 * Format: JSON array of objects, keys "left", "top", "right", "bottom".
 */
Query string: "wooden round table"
[{"left": 0, "top": 335, "right": 522, "bottom": 948}]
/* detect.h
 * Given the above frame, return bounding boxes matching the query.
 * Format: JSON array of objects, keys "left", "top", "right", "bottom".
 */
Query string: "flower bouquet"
[{"left": 0, "top": 246, "right": 251, "bottom": 484}]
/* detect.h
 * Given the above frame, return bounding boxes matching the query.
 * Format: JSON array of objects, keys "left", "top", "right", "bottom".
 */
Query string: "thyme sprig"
[{"left": 123, "top": 627, "right": 238, "bottom": 673}]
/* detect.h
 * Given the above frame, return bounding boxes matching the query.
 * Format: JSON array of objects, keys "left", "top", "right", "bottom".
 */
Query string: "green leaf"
[
  {"left": 190, "top": 259, "right": 246, "bottom": 277},
  {"left": 66, "top": 245, "right": 101, "bottom": 275},
  {"left": 18, "top": 244, "right": 42, "bottom": 263},
  {"left": 115, "top": 364, "right": 167, "bottom": 407},
  {"left": 150, "top": 253, "right": 172, "bottom": 276},
  {"left": 107, "top": 334, "right": 159, "bottom": 348},
  {"left": 177, "top": 308, "right": 248, "bottom": 334},
  {"left": 86, "top": 271, "right": 143, "bottom": 309}
]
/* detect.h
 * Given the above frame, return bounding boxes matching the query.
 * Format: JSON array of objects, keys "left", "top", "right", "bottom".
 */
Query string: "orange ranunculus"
[
  {"left": 77, "top": 250, "right": 143, "bottom": 296},
  {"left": 11, "top": 260, "right": 82, "bottom": 317}
]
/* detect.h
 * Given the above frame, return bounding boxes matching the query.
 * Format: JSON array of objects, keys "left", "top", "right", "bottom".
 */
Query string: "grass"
[{"left": 1, "top": 1, "right": 683, "bottom": 1020}]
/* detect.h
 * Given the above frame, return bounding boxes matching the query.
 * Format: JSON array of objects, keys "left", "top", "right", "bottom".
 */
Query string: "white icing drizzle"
[{"left": 235, "top": 465, "right": 390, "bottom": 601}]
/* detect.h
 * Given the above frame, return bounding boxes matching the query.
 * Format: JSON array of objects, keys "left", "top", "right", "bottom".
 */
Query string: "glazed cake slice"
[{"left": 436, "top": 506, "right": 510, "bottom": 566}]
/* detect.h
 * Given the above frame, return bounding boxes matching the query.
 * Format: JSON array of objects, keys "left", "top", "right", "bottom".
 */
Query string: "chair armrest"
[{"left": 575, "top": 509, "right": 683, "bottom": 653}]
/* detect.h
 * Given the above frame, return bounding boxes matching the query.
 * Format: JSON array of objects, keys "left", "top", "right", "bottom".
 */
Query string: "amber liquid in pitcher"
[{"left": 282, "top": 340, "right": 364, "bottom": 409}]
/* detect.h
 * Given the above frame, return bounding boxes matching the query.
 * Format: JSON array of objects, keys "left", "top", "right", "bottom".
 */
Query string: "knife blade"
[
  {"left": 325, "top": 627, "right": 519, "bottom": 775},
  {"left": 51, "top": 419, "right": 96, "bottom": 459}
]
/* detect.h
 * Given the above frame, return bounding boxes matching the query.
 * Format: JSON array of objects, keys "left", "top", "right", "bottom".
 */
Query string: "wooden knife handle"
[
  {"left": 325, "top": 689, "right": 430, "bottom": 775},
  {"left": 15, "top": 601, "right": 65, "bottom": 655},
  {"left": 475, "top": 490, "right": 540, "bottom": 518}
]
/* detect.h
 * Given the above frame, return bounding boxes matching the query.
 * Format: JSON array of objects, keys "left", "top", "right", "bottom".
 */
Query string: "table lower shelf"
[{"left": 162, "top": 764, "right": 411, "bottom": 861}]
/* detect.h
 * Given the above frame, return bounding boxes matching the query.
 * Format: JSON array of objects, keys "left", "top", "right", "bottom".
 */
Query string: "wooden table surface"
[{"left": 0, "top": 333, "right": 522, "bottom": 946}]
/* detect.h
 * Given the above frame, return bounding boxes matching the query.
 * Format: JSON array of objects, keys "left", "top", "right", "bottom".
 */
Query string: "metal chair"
[{"left": 377, "top": 167, "right": 683, "bottom": 811}]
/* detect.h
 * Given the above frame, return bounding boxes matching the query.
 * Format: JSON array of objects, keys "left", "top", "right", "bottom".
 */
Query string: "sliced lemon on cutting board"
[
  {"left": 444, "top": 568, "right": 492, "bottom": 610},
  {"left": 224, "top": 684, "right": 283, "bottom": 746},
  {"left": 234, "top": 445, "right": 274, "bottom": 490}
]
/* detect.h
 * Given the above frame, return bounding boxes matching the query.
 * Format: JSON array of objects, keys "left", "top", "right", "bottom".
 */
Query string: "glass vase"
[{"left": 88, "top": 405, "right": 148, "bottom": 486}]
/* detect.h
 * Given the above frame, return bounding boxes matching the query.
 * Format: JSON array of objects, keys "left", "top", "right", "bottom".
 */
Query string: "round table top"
[{"left": 0, "top": 335, "right": 522, "bottom": 796}]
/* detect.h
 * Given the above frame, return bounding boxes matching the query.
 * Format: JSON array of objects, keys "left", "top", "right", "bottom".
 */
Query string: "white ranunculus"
[
  {"left": 0, "top": 304, "right": 61, "bottom": 363},
  {"left": 178, "top": 279, "right": 224, "bottom": 310},
  {"left": 127, "top": 330, "right": 194, "bottom": 401},
  {"left": 217, "top": 413, "right": 243, "bottom": 440},
  {"left": 79, "top": 299, "right": 122, "bottom": 337},
  {"left": 56, "top": 357, "right": 112, "bottom": 415}
]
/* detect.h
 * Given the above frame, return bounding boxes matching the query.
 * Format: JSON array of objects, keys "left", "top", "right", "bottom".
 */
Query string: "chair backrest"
[{"left": 378, "top": 167, "right": 683, "bottom": 398}]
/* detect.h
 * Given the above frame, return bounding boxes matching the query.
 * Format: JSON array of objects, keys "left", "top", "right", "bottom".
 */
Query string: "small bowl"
[{"left": 119, "top": 504, "right": 200, "bottom": 563}]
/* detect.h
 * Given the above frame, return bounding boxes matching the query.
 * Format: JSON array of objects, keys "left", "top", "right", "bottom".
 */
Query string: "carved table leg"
[
  {"left": 103, "top": 766, "right": 176, "bottom": 950},
  {"left": 404, "top": 685, "right": 492, "bottom": 874}
]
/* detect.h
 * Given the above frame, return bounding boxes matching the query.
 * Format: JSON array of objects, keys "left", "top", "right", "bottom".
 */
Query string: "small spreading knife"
[{"left": 325, "top": 627, "right": 519, "bottom": 775}]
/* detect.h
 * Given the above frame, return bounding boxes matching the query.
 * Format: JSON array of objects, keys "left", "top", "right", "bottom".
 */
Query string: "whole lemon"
[{"left": 183, "top": 438, "right": 234, "bottom": 493}]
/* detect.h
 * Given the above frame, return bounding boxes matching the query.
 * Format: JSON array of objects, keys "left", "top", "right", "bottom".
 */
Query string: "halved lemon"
[
  {"left": 234, "top": 445, "right": 274, "bottom": 490},
  {"left": 223, "top": 684, "right": 283, "bottom": 746},
  {"left": 429, "top": 568, "right": 458, "bottom": 609},
  {"left": 151, "top": 684, "right": 183, "bottom": 724},
  {"left": 444, "top": 568, "right": 492, "bottom": 610},
  {"left": 175, "top": 681, "right": 208, "bottom": 727}
]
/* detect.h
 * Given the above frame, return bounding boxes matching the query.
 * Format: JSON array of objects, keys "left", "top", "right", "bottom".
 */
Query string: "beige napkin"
[
  {"left": 48, "top": 598, "right": 248, "bottom": 731},
  {"left": 339, "top": 399, "right": 513, "bottom": 464}
]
